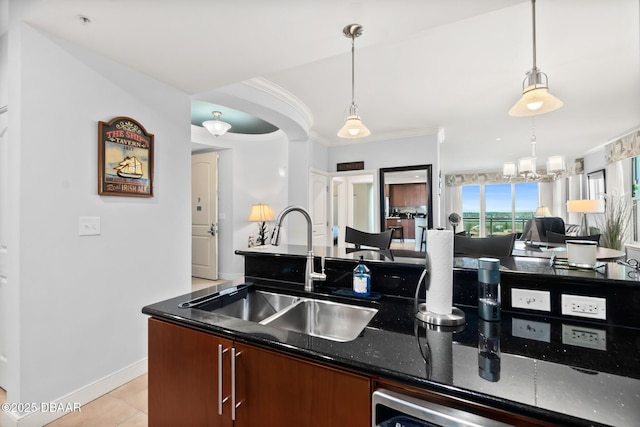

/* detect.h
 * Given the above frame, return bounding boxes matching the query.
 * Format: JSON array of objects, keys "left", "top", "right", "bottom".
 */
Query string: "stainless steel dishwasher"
[{"left": 372, "top": 389, "right": 512, "bottom": 427}]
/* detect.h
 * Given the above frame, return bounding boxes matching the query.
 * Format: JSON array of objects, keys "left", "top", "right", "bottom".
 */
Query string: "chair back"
[
  {"left": 345, "top": 227, "right": 393, "bottom": 250},
  {"left": 454, "top": 233, "right": 516, "bottom": 257},
  {"left": 521, "top": 217, "right": 566, "bottom": 242},
  {"left": 547, "top": 231, "right": 601, "bottom": 245}
]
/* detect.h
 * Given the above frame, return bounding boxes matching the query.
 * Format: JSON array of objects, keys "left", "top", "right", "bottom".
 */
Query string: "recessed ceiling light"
[{"left": 496, "top": 137, "right": 502, "bottom": 141}]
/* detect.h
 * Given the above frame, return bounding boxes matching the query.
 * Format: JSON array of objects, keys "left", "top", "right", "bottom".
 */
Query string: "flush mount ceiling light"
[
  {"left": 508, "top": 0, "right": 563, "bottom": 117},
  {"left": 202, "top": 111, "right": 232, "bottom": 137},
  {"left": 337, "top": 24, "right": 371, "bottom": 139}
]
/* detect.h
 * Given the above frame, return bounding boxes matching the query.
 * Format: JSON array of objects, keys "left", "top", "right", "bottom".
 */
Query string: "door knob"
[{"left": 209, "top": 223, "right": 217, "bottom": 236}]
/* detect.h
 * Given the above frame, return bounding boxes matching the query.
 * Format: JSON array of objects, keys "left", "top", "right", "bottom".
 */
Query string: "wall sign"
[{"left": 98, "top": 116, "right": 154, "bottom": 197}]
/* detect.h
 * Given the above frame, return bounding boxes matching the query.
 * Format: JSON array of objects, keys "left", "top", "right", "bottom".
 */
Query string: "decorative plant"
[{"left": 597, "top": 196, "right": 631, "bottom": 250}]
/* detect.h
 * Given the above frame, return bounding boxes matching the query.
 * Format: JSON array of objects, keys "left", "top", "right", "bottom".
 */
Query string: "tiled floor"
[{"left": 2, "top": 277, "right": 227, "bottom": 427}]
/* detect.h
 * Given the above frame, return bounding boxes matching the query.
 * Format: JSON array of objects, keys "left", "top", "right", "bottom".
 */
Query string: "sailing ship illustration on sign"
[{"left": 115, "top": 156, "right": 143, "bottom": 179}]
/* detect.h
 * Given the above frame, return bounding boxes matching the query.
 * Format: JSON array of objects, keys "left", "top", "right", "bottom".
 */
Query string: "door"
[
  {"left": 309, "top": 170, "right": 329, "bottom": 247},
  {"left": 234, "top": 343, "right": 370, "bottom": 427},
  {"left": 148, "top": 318, "right": 233, "bottom": 427},
  {"left": 192, "top": 152, "right": 218, "bottom": 280}
]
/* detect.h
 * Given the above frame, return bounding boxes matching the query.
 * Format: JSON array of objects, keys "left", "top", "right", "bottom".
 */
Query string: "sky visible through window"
[{"left": 462, "top": 183, "right": 538, "bottom": 213}]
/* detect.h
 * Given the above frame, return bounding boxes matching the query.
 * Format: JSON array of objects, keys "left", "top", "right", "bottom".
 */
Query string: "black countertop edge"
[{"left": 142, "top": 286, "right": 610, "bottom": 427}]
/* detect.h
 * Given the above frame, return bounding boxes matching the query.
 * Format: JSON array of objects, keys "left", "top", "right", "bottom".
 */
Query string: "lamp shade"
[
  {"left": 337, "top": 115, "right": 371, "bottom": 138},
  {"left": 503, "top": 162, "right": 517, "bottom": 177},
  {"left": 566, "top": 199, "right": 605, "bottom": 213},
  {"left": 248, "top": 203, "right": 274, "bottom": 222},
  {"left": 509, "top": 86, "right": 563, "bottom": 117},
  {"left": 517, "top": 157, "right": 536, "bottom": 175},
  {"left": 546, "top": 155, "right": 566, "bottom": 174},
  {"left": 534, "top": 206, "right": 551, "bottom": 217}
]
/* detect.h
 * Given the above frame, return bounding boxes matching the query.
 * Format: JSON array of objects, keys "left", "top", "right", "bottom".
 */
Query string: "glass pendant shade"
[
  {"left": 546, "top": 155, "right": 566, "bottom": 174},
  {"left": 509, "top": 85, "right": 563, "bottom": 117},
  {"left": 203, "top": 111, "right": 232, "bottom": 136},
  {"left": 337, "top": 114, "right": 371, "bottom": 138},
  {"left": 503, "top": 162, "right": 517, "bottom": 177},
  {"left": 518, "top": 157, "right": 536, "bottom": 175}
]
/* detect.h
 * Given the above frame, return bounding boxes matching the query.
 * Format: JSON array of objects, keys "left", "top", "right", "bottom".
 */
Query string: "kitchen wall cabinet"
[
  {"left": 389, "top": 183, "right": 427, "bottom": 208},
  {"left": 149, "top": 318, "right": 371, "bottom": 427}
]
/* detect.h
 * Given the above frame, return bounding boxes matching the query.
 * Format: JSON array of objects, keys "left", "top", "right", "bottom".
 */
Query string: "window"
[
  {"left": 485, "top": 184, "right": 513, "bottom": 236},
  {"left": 462, "top": 182, "right": 538, "bottom": 237},
  {"left": 462, "top": 185, "right": 480, "bottom": 236}
]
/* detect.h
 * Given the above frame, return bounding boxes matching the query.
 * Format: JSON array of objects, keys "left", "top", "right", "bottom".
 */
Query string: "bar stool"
[
  {"left": 418, "top": 225, "right": 427, "bottom": 251},
  {"left": 388, "top": 225, "right": 404, "bottom": 242}
]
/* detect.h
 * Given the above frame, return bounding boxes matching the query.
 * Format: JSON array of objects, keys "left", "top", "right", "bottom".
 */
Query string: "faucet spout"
[{"left": 270, "top": 205, "right": 326, "bottom": 291}]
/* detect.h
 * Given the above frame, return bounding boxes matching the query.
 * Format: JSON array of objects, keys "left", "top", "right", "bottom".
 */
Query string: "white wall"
[
  {"left": 328, "top": 134, "right": 441, "bottom": 225},
  {"left": 4, "top": 6, "right": 191, "bottom": 423}
]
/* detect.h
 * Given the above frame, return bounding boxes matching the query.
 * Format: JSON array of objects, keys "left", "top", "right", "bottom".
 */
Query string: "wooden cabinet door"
[
  {"left": 148, "top": 318, "right": 233, "bottom": 427},
  {"left": 234, "top": 343, "right": 371, "bottom": 427}
]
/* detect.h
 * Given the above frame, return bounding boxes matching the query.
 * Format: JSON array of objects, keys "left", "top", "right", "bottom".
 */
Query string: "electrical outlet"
[
  {"left": 511, "top": 289, "right": 551, "bottom": 312},
  {"left": 562, "top": 324, "right": 607, "bottom": 351},
  {"left": 561, "top": 294, "right": 606, "bottom": 320}
]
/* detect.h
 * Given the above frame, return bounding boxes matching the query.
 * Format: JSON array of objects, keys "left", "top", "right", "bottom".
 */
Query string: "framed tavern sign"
[{"left": 98, "top": 116, "right": 154, "bottom": 197}]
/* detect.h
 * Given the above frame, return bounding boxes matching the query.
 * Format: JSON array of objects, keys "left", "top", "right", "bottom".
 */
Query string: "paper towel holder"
[{"left": 414, "top": 258, "right": 466, "bottom": 327}]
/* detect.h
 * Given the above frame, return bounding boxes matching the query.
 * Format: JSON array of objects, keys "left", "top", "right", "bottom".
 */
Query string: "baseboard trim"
[{"left": 1, "top": 358, "right": 147, "bottom": 427}]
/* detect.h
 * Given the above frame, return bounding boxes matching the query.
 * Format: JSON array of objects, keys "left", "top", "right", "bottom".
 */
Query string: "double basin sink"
[{"left": 185, "top": 288, "right": 378, "bottom": 342}]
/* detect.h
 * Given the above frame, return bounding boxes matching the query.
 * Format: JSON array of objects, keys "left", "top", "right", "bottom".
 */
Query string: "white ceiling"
[{"left": 22, "top": 0, "right": 640, "bottom": 174}]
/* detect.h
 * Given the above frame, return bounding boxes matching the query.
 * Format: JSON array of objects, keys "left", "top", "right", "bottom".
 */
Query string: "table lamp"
[
  {"left": 248, "top": 203, "right": 274, "bottom": 246},
  {"left": 566, "top": 199, "right": 604, "bottom": 236},
  {"left": 534, "top": 206, "right": 551, "bottom": 217}
]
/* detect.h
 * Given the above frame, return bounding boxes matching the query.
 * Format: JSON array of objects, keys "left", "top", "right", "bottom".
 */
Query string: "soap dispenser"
[{"left": 353, "top": 256, "right": 371, "bottom": 296}]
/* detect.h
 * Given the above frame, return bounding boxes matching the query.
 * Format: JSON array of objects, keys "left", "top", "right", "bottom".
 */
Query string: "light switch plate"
[
  {"left": 511, "top": 288, "right": 551, "bottom": 312},
  {"left": 79, "top": 216, "right": 101, "bottom": 236}
]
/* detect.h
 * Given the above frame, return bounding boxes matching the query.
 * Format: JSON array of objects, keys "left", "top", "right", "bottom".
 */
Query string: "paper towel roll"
[{"left": 425, "top": 229, "right": 454, "bottom": 315}]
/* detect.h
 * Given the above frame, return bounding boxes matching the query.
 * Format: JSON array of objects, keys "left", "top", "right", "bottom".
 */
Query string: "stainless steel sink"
[
  {"left": 211, "top": 290, "right": 300, "bottom": 322},
  {"left": 261, "top": 299, "right": 378, "bottom": 342}
]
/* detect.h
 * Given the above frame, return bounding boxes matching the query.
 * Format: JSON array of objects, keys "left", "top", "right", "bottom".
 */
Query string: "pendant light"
[
  {"left": 203, "top": 111, "right": 232, "bottom": 137},
  {"left": 508, "top": 0, "right": 563, "bottom": 116},
  {"left": 337, "top": 24, "right": 370, "bottom": 139}
]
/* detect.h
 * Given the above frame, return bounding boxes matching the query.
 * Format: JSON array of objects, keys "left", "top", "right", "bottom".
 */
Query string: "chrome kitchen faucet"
[{"left": 270, "top": 205, "right": 326, "bottom": 291}]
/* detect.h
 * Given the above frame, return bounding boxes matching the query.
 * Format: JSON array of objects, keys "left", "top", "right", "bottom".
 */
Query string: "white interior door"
[
  {"left": 309, "top": 170, "right": 329, "bottom": 247},
  {"left": 192, "top": 152, "right": 218, "bottom": 280}
]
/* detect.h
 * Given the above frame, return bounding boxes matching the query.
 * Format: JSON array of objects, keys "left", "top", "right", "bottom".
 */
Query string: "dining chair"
[
  {"left": 345, "top": 226, "right": 393, "bottom": 250},
  {"left": 547, "top": 231, "right": 601, "bottom": 245},
  {"left": 454, "top": 233, "right": 516, "bottom": 257}
]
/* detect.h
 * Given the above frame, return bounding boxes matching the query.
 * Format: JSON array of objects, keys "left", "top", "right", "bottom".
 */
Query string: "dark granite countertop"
[
  {"left": 142, "top": 281, "right": 640, "bottom": 426},
  {"left": 237, "top": 244, "right": 640, "bottom": 282}
]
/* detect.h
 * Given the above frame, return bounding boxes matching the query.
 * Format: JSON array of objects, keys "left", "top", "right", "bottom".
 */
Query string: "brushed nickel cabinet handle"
[{"left": 231, "top": 348, "right": 242, "bottom": 420}]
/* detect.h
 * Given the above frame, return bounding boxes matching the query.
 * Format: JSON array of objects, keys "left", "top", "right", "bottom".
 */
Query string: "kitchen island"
[{"left": 142, "top": 246, "right": 640, "bottom": 426}]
